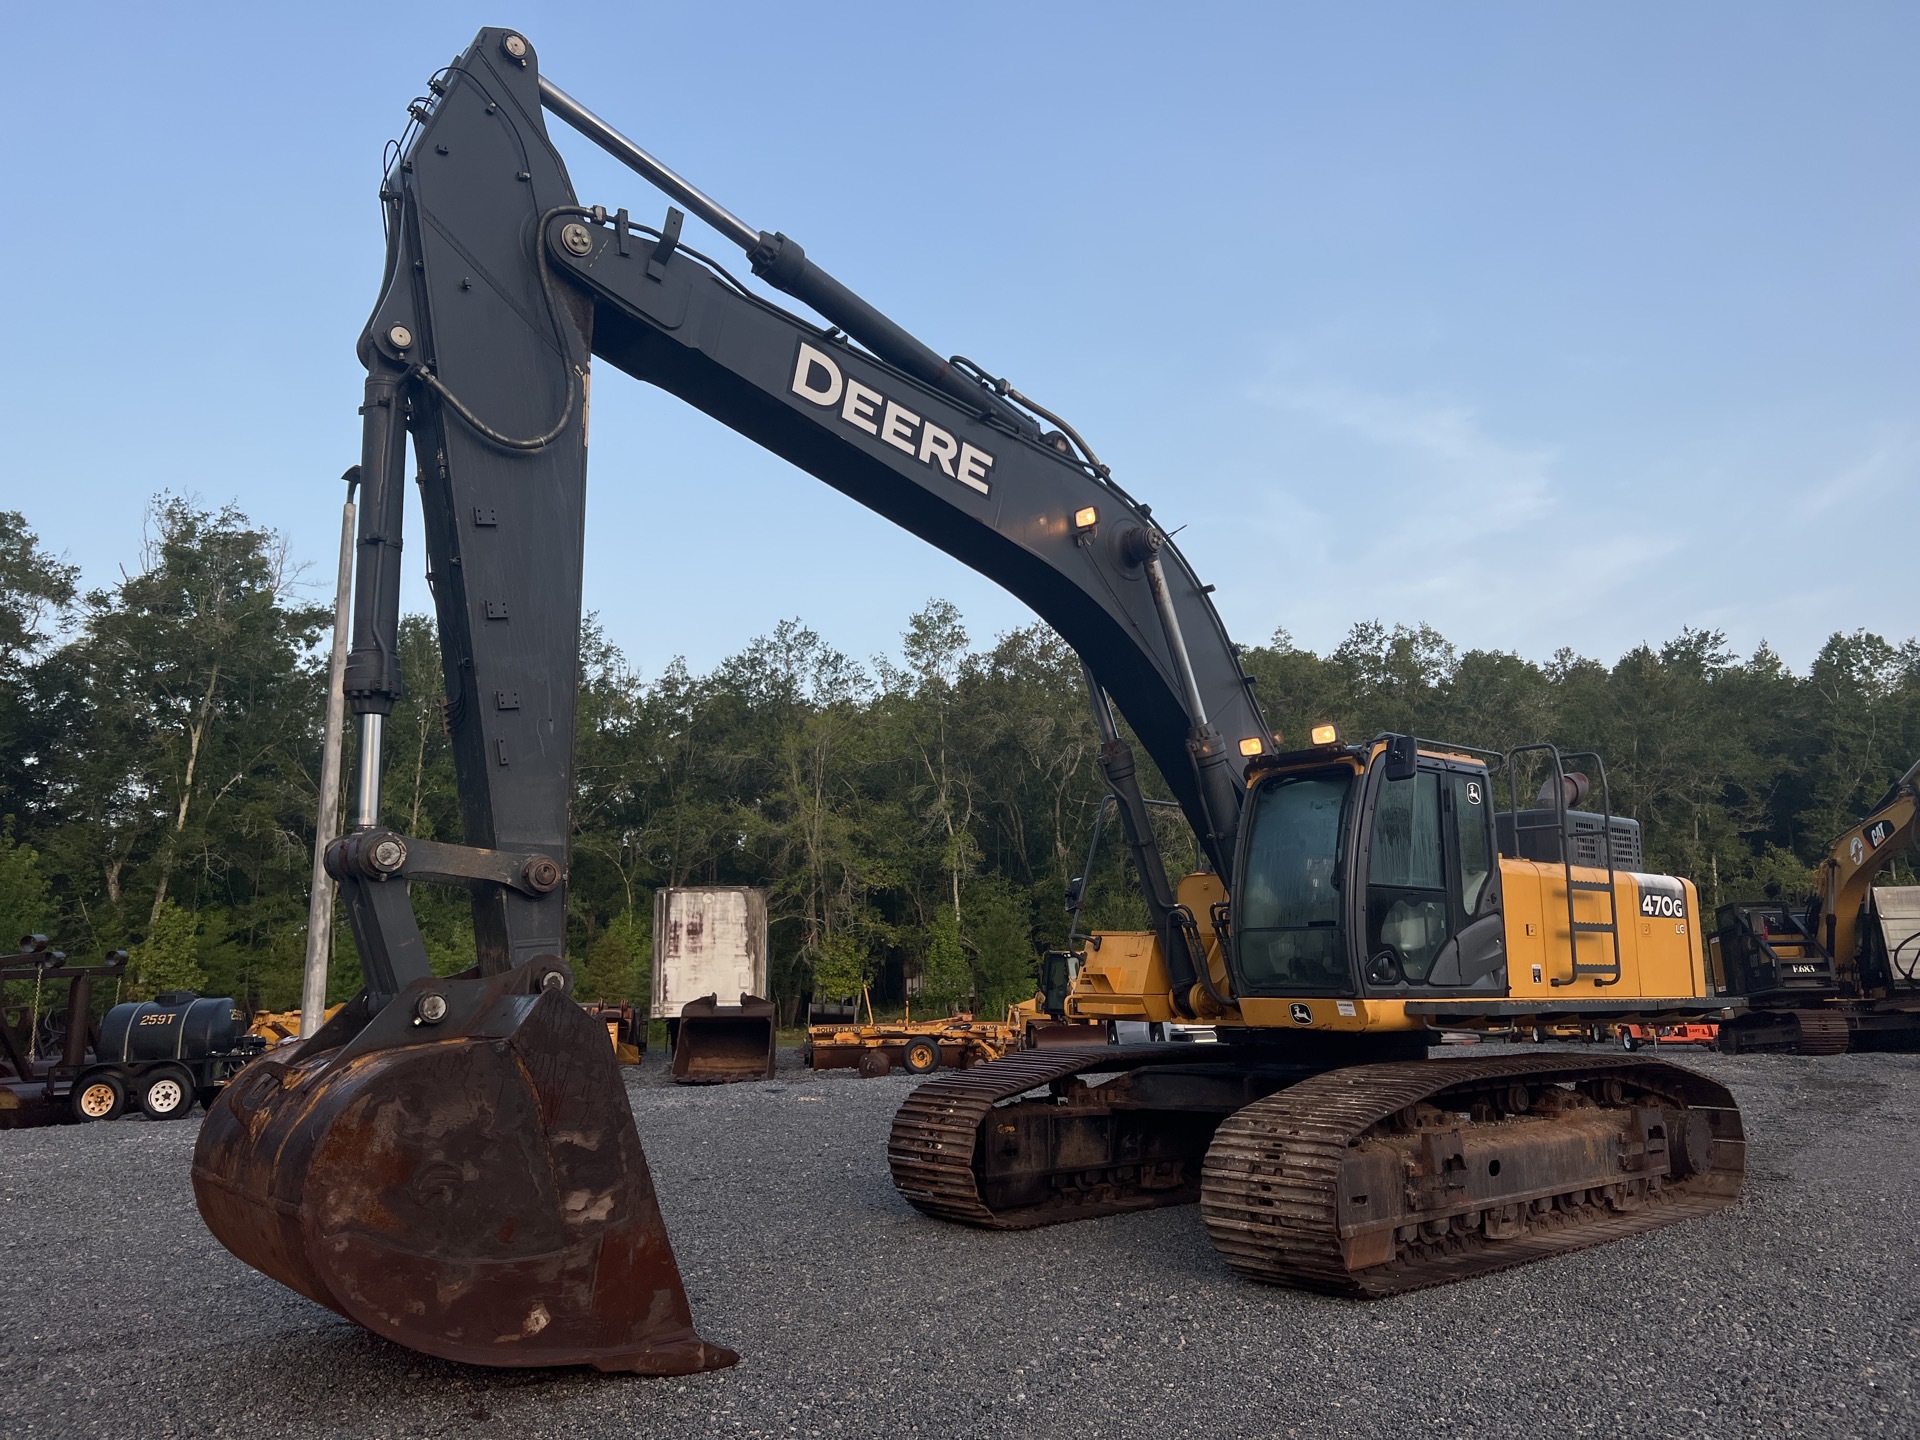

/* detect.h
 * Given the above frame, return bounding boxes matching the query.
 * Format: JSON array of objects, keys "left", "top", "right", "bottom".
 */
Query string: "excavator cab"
[{"left": 1229, "top": 738, "right": 1511, "bottom": 1005}]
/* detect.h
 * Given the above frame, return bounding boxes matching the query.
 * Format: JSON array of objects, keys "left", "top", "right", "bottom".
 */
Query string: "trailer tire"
[
  {"left": 1619, "top": 1030, "right": 1640, "bottom": 1052},
  {"left": 901, "top": 1037, "right": 940, "bottom": 1074},
  {"left": 140, "top": 1067, "right": 195, "bottom": 1120},
  {"left": 70, "top": 1074, "right": 125, "bottom": 1123}
]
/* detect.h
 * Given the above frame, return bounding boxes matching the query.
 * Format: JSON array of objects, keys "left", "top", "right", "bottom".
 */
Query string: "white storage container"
[{"left": 651, "top": 887, "right": 769, "bottom": 1019}]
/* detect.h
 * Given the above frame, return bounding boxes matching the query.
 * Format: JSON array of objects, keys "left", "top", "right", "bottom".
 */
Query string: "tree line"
[{"left": 2, "top": 497, "right": 1916, "bottom": 1020}]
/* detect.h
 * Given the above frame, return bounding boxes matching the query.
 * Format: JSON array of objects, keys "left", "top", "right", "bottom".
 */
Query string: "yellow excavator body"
[{"left": 1059, "top": 742, "right": 1715, "bottom": 1038}]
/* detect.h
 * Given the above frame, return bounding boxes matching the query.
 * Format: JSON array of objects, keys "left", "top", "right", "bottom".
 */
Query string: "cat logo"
[{"left": 1289, "top": 1003, "right": 1313, "bottom": 1025}]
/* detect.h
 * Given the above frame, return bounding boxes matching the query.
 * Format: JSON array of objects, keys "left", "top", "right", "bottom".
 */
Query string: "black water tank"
[{"left": 100, "top": 994, "right": 246, "bottom": 1063}]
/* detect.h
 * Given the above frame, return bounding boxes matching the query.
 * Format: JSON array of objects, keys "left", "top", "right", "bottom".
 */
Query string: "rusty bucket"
[
  {"left": 671, "top": 994, "right": 776, "bottom": 1084},
  {"left": 191, "top": 964, "right": 736, "bottom": 1374}
]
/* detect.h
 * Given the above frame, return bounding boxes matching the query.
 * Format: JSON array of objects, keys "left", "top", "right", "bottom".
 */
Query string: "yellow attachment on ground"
[
  {"left": 247, "top": 1005, "right": 344, "bottom": 1045},
  {"left": 807, "top": 1013, "right": 1022, "bottom": 1071}
]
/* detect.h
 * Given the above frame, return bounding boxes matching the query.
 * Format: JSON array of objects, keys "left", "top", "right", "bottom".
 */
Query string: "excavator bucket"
[
  {"left": 671, "top": 994, "right": 777, "bottom": 1084},
  {"left": 1027, "top": 1021, "right": 1112, "bottom": 1049},
  {"left": 191, "top": 965, "right": 737, "bottom": 1374}
]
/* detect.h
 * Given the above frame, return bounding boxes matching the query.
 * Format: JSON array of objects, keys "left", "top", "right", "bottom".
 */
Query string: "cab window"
[
  {"left": 1235, "top": 770, "right": 1355, "bottom": 994},
  {"left": 1452, "top": 772, "right": 1493, "bottom": 914},
  {"left": 1366, "top": 770, "right": 1449, "bottom": 982}
]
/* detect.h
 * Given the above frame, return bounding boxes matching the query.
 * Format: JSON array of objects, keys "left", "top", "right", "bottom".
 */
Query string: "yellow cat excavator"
[
  {"left": 1714, "top": 758, "right": 1920, "bottom": 1053},
  {"left": 193, "top": 28, "right": 1745, "bottom": 1371}
]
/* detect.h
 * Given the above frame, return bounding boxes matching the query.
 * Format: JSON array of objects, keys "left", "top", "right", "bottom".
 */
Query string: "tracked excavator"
[
  {"left": 192, "top": 28, "right": 1747, "bottom": 1371},
  {"left": 1715, "top": 758, "right": 1920, "bottom": 1053}
]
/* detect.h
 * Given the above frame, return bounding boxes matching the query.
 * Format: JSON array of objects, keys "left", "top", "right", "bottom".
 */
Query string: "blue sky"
[{"left": 4, "top": 2, "right": 1913, "bottom": 678}]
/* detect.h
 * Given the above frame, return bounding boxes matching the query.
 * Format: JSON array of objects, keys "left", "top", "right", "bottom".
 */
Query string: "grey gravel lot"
[{"left": 2, "top": 1042, "right": 1916, "bottom": 1440}]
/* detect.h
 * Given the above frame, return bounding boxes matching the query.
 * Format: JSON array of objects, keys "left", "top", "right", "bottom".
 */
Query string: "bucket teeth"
[{"left": 193, "top": 981, "right": 736, "bottom": 1373}]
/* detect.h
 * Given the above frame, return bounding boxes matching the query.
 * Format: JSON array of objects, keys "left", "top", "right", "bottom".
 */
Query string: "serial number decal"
[
  {"left": 1631, "top": 874, "right": 1689, "bottom": 921},
  {"left": 790, "top": 341, "right": 995, "bottom": 497},
  {"left": 138, "top": 1013, "right": 175, "bottom": 1025}
]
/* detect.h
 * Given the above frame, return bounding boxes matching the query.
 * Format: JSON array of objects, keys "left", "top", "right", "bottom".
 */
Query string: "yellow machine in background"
[{"left": 1714, "top": 757, "right": 1920, "bottom": 1052}]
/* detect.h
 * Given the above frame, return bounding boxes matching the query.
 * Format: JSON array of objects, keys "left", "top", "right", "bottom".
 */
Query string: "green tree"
[
  {"left": 918, "top": 904, "right": 970, "bottom": 1014},
  {"left": 965, "top": 873, "right": 1038, "bottom": 1014},
  {"left": 0, "top": 511, "right": 79, "bottom": 827},
  {"left": 132, "top": 899, "right": 206, "bottom": 996},
  {"left": 33, "top": 496, "right": 326, "bottom": 981},
  {"left": 0, "top": 822, "right": 53, "bottom": 949}
]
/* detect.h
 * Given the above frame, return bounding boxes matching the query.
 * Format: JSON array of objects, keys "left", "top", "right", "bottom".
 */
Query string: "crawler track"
[
  {"left": 891, "top": 1047, "right": 1745, "bottom": 1296},
  {"left": 1200, "top": 1052, "right": 1745, "bottom": 1296},
  {"left": 887, "top": 1045, "right": 1206, "bottom": 1228},
  {"left": 1792, "top": 1011, "right": 1852, "bottom": 1055}
]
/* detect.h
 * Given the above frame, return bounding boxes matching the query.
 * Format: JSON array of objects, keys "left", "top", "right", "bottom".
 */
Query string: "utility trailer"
[
  {"left": 1, "top": 940, "right": 260, "bottom": 1125},
  {"left": 1616, "top": 1021, "right": 1719, "bottom": 1051},
  {"left": 807, "top": 1011, "right": 1023, "bottom": 1078}
]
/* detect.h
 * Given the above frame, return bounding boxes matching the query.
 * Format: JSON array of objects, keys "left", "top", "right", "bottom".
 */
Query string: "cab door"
[{"left": 1356, "top": 758, "right": 1505, "bottom": 993}]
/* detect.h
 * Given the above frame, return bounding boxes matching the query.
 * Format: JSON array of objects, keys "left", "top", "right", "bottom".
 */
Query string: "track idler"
[{"left": 191, "top": 961, "right": 736, "bottom": 1374}]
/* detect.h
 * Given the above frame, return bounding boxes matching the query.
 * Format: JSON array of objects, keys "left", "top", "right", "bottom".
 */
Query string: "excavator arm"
[
  {"left": 194, "top": 25, "right": 1269, "bottom": 1373},
  {"left": 359, "top": 30, "right": 1267, "bottom": 864},
  {"left": 1815, "top": 758, "right": 1920, "bottom": 985}
]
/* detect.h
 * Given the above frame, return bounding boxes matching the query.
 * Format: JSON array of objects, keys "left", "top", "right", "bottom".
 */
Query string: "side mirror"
[
  {"left": 1383, "top": 734, "right": 1419, "bottom": 782},
  {"left": 1064, "top": 876, "right": 1086, "bottom": 912}
]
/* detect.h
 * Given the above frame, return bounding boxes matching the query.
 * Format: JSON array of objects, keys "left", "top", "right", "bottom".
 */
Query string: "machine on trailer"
[{"left": 193, "top": 27, "right": 1747, "bottom": 1372}]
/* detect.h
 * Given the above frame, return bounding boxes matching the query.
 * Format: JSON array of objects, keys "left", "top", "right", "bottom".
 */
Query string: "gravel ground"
[{"left": 2, "top": 1042, "right": 1916, "bottom": 1440}]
